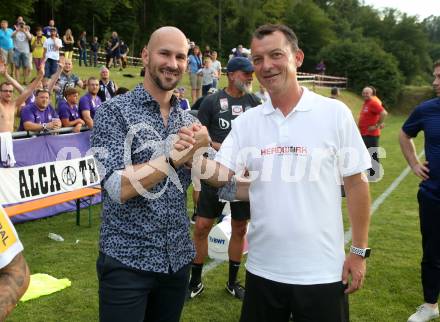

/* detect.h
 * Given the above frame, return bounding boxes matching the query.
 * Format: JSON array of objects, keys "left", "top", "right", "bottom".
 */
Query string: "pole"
[{"left": 218, "top": 0, "right": 222, "bottom": 53}]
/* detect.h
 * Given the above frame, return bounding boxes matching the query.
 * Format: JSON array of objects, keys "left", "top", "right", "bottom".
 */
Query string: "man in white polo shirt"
[
  {"left": 0, "top": 205, "right": 30, "bottom": 320},
  {"left": 179, "top": 24, "right": 372, "bottom": 322}
]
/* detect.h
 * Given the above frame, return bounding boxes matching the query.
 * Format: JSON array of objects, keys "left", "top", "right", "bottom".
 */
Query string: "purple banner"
[{"left": 1, "top": 131, "right": 101, "bottom": 223}]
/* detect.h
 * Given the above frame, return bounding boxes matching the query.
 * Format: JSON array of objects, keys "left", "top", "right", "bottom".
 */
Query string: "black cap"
[{"left": 227, "top": 57, "right": 254, "bottom": 73}]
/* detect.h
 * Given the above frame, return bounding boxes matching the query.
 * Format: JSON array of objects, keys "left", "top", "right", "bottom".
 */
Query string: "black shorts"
[
  {"left": 197, "top": 182, "right": 250, "bottom": 221},
  {"left": 240, "top": 271, "right": 349, "bottom": 322}
]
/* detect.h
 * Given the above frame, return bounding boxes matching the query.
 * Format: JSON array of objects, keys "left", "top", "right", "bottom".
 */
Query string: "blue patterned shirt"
[{"left": 91, "top": 84, "right": 196, "bottom": 273}]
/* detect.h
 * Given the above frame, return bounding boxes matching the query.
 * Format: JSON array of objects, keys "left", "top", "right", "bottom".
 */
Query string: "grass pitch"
[{"left": 3, "top": 64, "right": 435, "bottom": 321}]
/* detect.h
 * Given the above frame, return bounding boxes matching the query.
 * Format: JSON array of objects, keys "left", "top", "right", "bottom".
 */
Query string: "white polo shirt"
[
  {"left": 0, "top": 205, "right": 23, "bottom": 269},
  {"left": 215, "top": 87, "right": 371, "bottom": 285}
]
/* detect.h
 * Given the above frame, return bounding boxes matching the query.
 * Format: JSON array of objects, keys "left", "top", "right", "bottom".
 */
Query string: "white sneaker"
[{"left": 408, "top": 304, "right": 439, "bottom": 322}]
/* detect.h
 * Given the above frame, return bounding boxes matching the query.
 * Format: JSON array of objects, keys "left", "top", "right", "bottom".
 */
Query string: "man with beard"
[
  {"left": 91, "top": 26, "right": 210, "bottom": 322},
  {"left": 400, "top": 61, "right": 440, "bottom": 322},
  {"left": 187, "top": 57, "right": 261, "bottom": 301},
  {"left": 42, "top": 27, "right": 62, "bottom": 85},
  {"left": 53, "top": 58, "right": 84, "bottom": 105},
  {"left": 79, "top": 77, "right": 101, "bottom": 129},
  {"left": 19, "top": 88, "right": 61, "bottom": 132},
  {"left": 97, "top": 66, "right": 118, "bottom": 103}
]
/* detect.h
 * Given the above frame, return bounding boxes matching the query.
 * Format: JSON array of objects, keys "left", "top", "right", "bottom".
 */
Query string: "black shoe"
[
  {"left": 186, "top": 282, "right": 204, "bottom": 300},
  {"left": 225, "top": 281, "right": 245, "bottom": 300}
]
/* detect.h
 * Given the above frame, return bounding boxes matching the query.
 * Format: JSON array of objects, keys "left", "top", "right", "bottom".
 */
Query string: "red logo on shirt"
[{"left": 260, "top": 146, "right": 308, "bottom": 156}]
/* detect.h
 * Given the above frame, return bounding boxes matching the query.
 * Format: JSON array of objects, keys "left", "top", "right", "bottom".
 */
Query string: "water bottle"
[{"left": 48, "top": 232, "right": 64, "bottom": 242}]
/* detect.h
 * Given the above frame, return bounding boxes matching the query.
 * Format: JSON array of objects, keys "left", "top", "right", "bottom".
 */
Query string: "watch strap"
[{"left": 350, "top": 245, "right": 371, "bottom": 258}]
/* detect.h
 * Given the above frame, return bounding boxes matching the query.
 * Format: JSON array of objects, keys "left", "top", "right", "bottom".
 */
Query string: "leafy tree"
[
  {"left": 382, "top": 13, "right": 431, "bottom": 83},
  {"left": 284, "top": 1, "right": 336, "bottom": 72},
  {"left": 320, "top": 39, "right": 403, "bottom": 106},
  {"left": 258, "top": 0, "right": 288, "bottom": 25},
  {"left": 424, "top": 15, "right": 440, "bottom": 42},
  {"left": 0, "top": 0, "right": 39, "bottom": 25}
]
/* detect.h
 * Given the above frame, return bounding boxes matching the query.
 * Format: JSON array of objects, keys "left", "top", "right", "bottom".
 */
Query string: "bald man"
[
  {"left": 358, "top": 86, "right": 388, "bottom": 180},
  {"left": 91, "top": 26, "right": 210, "bottom": 322}
]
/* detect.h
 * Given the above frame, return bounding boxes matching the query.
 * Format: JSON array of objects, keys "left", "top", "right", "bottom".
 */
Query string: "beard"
[
  {"left": 148, "top": 64, "right": 181, "bottom": 91},
  {"left": 234, "top": 79, "right": 252, "bottom": 94}
]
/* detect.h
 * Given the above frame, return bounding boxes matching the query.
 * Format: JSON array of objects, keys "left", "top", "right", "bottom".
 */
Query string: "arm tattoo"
[{"left": 0, "top": 253, "right": 30, "bottom": 321}]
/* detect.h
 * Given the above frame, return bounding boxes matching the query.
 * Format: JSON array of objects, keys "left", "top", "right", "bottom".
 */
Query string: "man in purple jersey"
[
  {"left": 58, "top": 87, "right": 85, "bottom": 133},
  {"left": 79, "top": 77, "right": 101, "bottom": 129},
  {"left": 19, "top": 88, "right": 61, "bottom": 132}
]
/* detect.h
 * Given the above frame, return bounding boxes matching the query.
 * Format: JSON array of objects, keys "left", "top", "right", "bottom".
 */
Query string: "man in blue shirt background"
[
  {"left": 400, "top": 60, "right": 440, "bottom": 322},
  {"left": 0, "top": 20, "right": 14, "bottom": 75}
]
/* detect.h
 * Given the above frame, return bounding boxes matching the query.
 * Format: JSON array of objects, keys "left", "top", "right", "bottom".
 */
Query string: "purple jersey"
[
  {"left": 19, "top": 103, "right": 58, "bottom": 131},
  {"left": 58, "top": 99, "right": 80, "bottom": 121},
  {"left": 79, "top": 93, "right": 101, "bottom": 119},
  {"left": 25, "top": 93, "right": 36, "bottom": 105}
]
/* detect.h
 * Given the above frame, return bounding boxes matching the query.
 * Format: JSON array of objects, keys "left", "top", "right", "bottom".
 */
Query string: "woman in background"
[{"left": 62, "top": 29, "right": 74, "bottom": 61}]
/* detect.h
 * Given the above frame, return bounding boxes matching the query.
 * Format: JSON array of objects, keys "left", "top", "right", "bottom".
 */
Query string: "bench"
[{"left": 4, "top": 187, "right": 101, "bottom": 226}]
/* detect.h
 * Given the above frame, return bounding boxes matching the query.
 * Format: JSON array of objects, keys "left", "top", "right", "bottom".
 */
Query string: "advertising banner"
[{"left": 0, "top": 132, "right": 101, "bottom": 223}]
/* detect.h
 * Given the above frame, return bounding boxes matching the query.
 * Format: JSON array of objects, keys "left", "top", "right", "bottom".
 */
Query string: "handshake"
[{"left": 171, "top": 123, "right": 211, "bottom": 168}]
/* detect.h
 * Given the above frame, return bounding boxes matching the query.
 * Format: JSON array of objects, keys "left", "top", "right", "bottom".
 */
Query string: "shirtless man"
[{"left": 0, "top": 59, "right": 44, "bottom": 132}]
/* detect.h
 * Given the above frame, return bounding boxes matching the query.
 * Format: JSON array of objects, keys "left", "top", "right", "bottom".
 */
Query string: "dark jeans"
[
  {"left": 97, "top": 252, "right": 190, "bottom": 322},
  {"left": 362, "top": 135, "right": 380, "bottom": 180},
  {"left": 44, "top": 58, "right": 58, "bottom": 78},
  {"left": 240, "top": 271, "right": 349, "bottom": 322},
  {"left": 79, "top": 48, "right": 88, "bottom": 66},
  {"left": 90, "top": 51, "right": 98, "bottom": 67},
  {"left": 418, "top": 190, "right": 440, "bottom": 304}
]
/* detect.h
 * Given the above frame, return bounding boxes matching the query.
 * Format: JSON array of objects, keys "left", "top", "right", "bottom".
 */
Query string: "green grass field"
[{"left": 3, "top": 64, "right": 437, "bottom": 321}]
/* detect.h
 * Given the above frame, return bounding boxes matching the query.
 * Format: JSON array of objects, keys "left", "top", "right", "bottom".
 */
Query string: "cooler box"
[{"left": 208, "top": 214, "right": 248, "bottom": 261}]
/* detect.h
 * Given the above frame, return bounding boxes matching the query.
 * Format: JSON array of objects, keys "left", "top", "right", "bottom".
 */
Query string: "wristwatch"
[{"left": 350, "top": 245, "right": 371, "bottom": 258}]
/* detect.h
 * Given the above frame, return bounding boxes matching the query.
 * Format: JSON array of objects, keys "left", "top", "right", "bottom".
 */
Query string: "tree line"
[{"left": 1, "top": 0, "right": 439, "bottom": 106}]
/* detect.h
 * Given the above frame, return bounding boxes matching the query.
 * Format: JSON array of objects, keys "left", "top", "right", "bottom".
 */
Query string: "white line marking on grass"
[
  {"left": 344, "top": 150, "right": 425, "bottom": 244},
  {"left": 202, "top": 259, "right": 223, "bottom": 276}
]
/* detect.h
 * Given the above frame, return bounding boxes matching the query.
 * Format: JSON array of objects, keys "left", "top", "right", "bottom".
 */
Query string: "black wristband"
[{"left": 168, "top": 157, "right": 178, "bottom": 171}]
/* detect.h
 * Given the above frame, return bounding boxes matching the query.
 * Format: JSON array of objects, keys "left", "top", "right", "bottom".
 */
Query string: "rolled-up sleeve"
[{"left": 91, "top": 101, "right": 127, "bottom": 202}]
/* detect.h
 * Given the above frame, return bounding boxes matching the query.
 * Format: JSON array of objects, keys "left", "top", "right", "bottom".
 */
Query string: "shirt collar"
[
  {"left": 31, "top": 102, "right": 50, "bottom": 112},
  {"left": 262, "top": 86, "right": 313, "bottom": 115},
  {"left": 132, "top": 84, "right": 180, "bottom": 113}
]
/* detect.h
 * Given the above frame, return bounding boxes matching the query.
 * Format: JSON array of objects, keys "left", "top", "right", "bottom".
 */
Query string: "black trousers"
[
  {"left": 240, "top": 271, "right": 349, "bottom": 322},
  {"left": 97, "top": 252, "right": 190, "bottom": 322},
  {"left": 362, "top": 135, "right": 380, "bottom": 179},
  {"left": 418, "top": 190, "right": 440, "bottom": 304}
]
